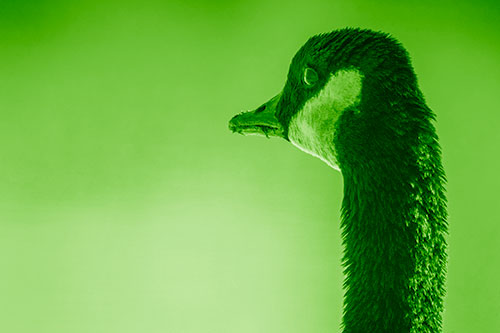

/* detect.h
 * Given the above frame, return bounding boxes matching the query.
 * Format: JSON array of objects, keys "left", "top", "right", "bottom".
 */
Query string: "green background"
[{"left": 1, "top": 0, "right": 499, "bottom": 332}]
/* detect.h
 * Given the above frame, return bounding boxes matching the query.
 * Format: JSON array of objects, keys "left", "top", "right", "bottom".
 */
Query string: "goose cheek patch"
[{"left": 288, "top": 68, "right": 363, "bottom": 170}]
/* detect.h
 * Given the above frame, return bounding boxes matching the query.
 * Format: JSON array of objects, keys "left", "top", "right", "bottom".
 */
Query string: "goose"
[{"left": 229, "top": 28, "right": 447, "bottom": 332}]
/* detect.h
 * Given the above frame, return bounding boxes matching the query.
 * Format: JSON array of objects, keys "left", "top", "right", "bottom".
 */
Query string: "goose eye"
[{"left": 303, "top": 67, "right": 318, "bottom": 86}]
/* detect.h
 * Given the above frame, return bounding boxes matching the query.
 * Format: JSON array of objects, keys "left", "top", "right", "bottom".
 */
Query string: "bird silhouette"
[{"left": 229, "top": 28, "right": 447, "bottom": 332}]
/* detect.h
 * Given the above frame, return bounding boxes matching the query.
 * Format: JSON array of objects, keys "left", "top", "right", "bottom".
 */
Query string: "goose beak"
[{"left": 229, "top": 93, "right": 285, "bottom": 139}]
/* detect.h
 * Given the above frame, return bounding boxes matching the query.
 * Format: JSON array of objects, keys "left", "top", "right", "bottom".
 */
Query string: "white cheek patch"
[{"left": 288, "top": 68, "right": 363, "bottom": 170}]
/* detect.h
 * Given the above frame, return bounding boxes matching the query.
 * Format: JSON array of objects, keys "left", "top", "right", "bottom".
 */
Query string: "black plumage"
[{"left": 229, "top": 28, "right": 447, "bottom": 332}]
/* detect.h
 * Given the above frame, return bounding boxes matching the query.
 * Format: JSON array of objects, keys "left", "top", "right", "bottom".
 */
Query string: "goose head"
[{"left": 229, "top": 28, "right": 418, "bottom": 172}]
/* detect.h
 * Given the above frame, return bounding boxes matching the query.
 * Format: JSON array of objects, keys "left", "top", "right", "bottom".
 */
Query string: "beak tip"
[{"left": 228, "top": 92, "right": 283, "bottom": 138}]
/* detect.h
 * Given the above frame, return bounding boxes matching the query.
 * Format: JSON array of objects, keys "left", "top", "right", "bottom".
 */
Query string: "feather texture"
[{"left": 230, "top": 28, "right": 447, "bottom": 333}]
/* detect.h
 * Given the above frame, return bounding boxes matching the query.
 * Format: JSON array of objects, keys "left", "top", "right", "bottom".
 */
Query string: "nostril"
[{"left": 255, "top": 104, "right": 266, "bottom": 113}]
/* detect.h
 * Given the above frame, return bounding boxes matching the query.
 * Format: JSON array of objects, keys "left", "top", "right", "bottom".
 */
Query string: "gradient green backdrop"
[{"left": 1, "top": 0, "right": 499, "bottom": 332}]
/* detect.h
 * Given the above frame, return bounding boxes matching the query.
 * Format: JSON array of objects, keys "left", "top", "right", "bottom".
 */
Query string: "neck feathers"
[{"left": 339, "top": 113, "right": 447, "bottom": 332}]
